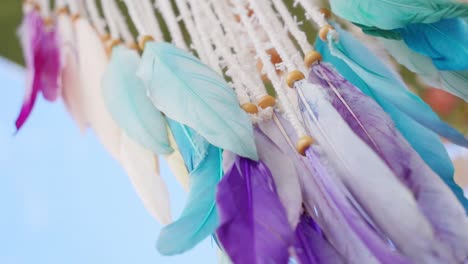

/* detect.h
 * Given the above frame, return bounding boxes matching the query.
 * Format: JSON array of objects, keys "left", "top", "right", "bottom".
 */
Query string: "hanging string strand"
[
  {"left": 138, "top": 0, "right": 164, "bottom": 42},
  {"left": 109, "top": 0, "right": 134, "bottom": 46},
  {"left": 122, "top": 0, "right": 148, "bottom": 37},
  {"left": 85, "top": 0, "right": 106, "bottom": 36},
  {"left": 101, "top": 0, "right": 119, "bottom": 40},
  {"left": 156, "top": 0, "right": 188, "bottom": 50}
]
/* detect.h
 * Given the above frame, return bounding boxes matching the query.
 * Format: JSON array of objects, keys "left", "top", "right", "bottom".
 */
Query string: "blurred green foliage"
[{"left": 0, "top": 1, "right": 23, "bottom": 64}]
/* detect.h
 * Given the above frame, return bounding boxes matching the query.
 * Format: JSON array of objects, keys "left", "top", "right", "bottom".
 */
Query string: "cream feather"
[{"left": 163, "top": 129, "right": 190, "bottom": 191}]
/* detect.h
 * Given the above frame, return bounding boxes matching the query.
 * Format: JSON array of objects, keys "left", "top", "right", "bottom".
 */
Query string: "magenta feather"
[
  {"left": 309, "top": 63, "right": 468, "bottom": 262},
  {"left": 16, "top": 10, "right": 61, "bottom": 130},
  {"left": 216, "top": 156, "right": 294, "bottom": 264}
]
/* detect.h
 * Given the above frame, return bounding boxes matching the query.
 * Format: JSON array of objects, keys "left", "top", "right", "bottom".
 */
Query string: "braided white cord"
[
  {"left": 101, "top": 0, "right": 119, "bottom": 39},
  {"left": 295, "top": 0, "right": 327, "bottom": 28},
  {"left": 172, "top": 0, "right": 208, "bottom": 62},
  {"left": 209, "top": 0, "right": 267, "bottom": 101},
  {"left": 156, "top": 0, "right": 188, "bottom": 50},
  {"left": 138, "top": 0, "right": 164, "bottom": 42},
  {"left": 109, "top": 0, "right": 134, "bottom": 45},
  {"left": 122, "top": 0, "right": 148, "bottom": 37},
  {"left": 66, "top": 0, "right": 79, "bottom": 15},
  {"left": 193, "top": 1, "right": 251, "bottom": 105},
  {"left": 39, "top": 0, "right": 50, "bottom": 18},
  {"left": 183, "top": 0, "right": 222, "bottom": 73},
  {"left": 271, "top": 0, "right": 312, "bottom": 55},
  {"left": 233, "top": 0, "right": 306, "bottom": 136},
  {"left": 85, "top": 0, "right": 106, "bottom": 36}
]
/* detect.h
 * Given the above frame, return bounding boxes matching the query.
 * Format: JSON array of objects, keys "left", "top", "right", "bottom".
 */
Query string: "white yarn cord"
[
  {"left": 233, "top": 0, "right": 306, "bottom": 136},
  {"left": 295, "top": 0, "right": 327, "bottom": 28},
  {"left": 101, "top": 0, "right": 119, "bottom": 39},
  {"left": 39, "top": 0, "right": 50, "bottom": 18},
  {"left": 109, "top": 0, "right": 134, "bottom": 45},
  {"left": 173, "top": 0, "right": 208, "bottom": 62},
  {"left": 55, "top": 0, "right": 65, "bottom": 9},
  {"left": 122, "top": 0, "right": 148, "bottom": 37},
  {"left": 66, "top": 0, "right": 79, "bottom": 15},
  {"left": 183, "top": 0, "right": 222, "bottom": 73},
  {"left": 85, "top": 0, "right": 106, "bottom": 36},
  {"left": 271, "top": 0, "right": 312, "bottom": 55},
  {"left": 138, "top": 0, "right": 164, "bottom": 42},
  {"left": 194, "top": 1, "right": 251, "bottom": 105},
  {"left": 156, "top": 0, "right": 188, "bottom": 50},
  {"left": 210, "top": 0, "right": 267, "bottom": 101}
]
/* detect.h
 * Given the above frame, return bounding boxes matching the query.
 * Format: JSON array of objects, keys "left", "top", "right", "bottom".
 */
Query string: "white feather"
[
  {"left": 297, "top": 80, "right": 445, "bottom": 263},
  {"left": 75, "top": 18, "right": 121, "bottom": 159},
  {"left": 120, "top": 133, "right": 172, "bottom": 225},
  {"left": 58, "top": 13, "right": 88, "bottom": 131}
]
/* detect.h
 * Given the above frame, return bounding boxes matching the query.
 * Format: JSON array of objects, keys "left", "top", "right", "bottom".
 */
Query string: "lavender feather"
[
  {"left": 309, "top": 63, "right": 468, "bottom": 261},
  {"left": 216, "top": 156, "right": 294, "bottom": 264}
]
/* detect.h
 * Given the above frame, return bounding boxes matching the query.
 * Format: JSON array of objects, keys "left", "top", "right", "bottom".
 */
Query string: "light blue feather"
[
  {"left": 102, "top": 46, "right": 172, "bottom": 154},
  {"left": 315, "top": 26, "right": 468, "bottom": 212},
  {"left": 397, "top": 18, "right": 468, "bottom": 70},
  {"left": 157, "top": 118, "right": 222, "bottom": 255},
  {"left": 329, "top": 0, "right": 468, "bottom": 30},
  {"left": 137, "top": 42, "right": 258, "bottom": 160},
  {"left": 380, "top": 37, "right": 468, "bottom": 101}
]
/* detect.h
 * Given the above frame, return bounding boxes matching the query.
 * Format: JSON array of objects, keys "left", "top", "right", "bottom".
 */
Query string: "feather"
[
  {"left": 296, "top": 80, "right": 445, "bottom": 263},
  {"left": 137, "top": 42, "right": 258, "bottom": 160},
  {"left": 309, "top": 64, "right": 468, "bottom": 260},
  {"left": 217, "top": 249, "right": 232, "bottom": 264},
  {"left": 380, "top": 36, "right": 468, "bottom": 101},
  {"left": 216, "top": 156, "right": 294, "bottom": 264},
  {"left": 57, "top": 13, "right": 88, "bottom": 131},
  {"left": 120, "top": 133, "right": 172, "bottom": 225},
  {"left": 396, "top": 18, "right": 468, "bottom": 70},
  {"left": 163, "top": 129, "right": 190, "bottom": 191},
  {"left": 329, "top": 0, "right": 468, "bottom": 30},
  {"left": 315, "top": 25, "right": 468, "bottom": 207},
  {"left": 16, "top": 10, "right": 61, "bottom": 130},
  {"left": 102, "top": 45, "right": 173, "bottom": 155},
  {"left": 157, "top": 119, "right": 222, "bottom": 255},
  {"left": 254, "top": 125, "right": 302, "bottom": 228},
  {"left": 75, "top": 18, "right": 120, "bottom": 159},
  {"left": 294, "top": 214, "right": 345, "bottom": 264},
  {"left": 270, "top": 115, "right": 411, "bottom": 264}
]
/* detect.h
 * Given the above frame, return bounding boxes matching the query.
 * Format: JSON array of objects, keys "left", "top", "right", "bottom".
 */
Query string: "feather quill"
[
  {"left": 137, "top": 42, "right": 258, "bottom": 160},
  {"left": 57, "top": 12, "right": 88, "bottom": 131},
  {"left": 157, "top": 120, "right": 221, "bottom": 255},
  {"left": 16, "top": 10, "right": 61, "bottom": 130},
  {"left": 254, "top": 125, "right": 302, "bottom": 228},
  {"left": 297, "top": 80, "right": 445, "bottom": 263},
  {"left": 216, "top": 156, "right": 294, "bottom": 264},
  {"left": 309, "top": 64, "right": 468, "bottom": 260},
  {"left": 315, "top": 25, "right": 468, "bottom": 207},
  {"left": 75, "top": 18, "right": 120, "bottom": 159},
  {"left": 329, "top": 0, "right": 468, "bottom": 30},
  {"left": 120, "top": 133, "right": 172, "bottom": 224},
  {"left": 102, "top": 45, "right": 172, "bottom": 155}
]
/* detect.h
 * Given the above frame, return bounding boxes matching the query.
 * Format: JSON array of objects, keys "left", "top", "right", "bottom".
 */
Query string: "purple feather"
[
  {"left": 260, "top": 117, "right": 411, "bottom": 264},
  {"left": 309, "top": 63, "right": 468, "bottom": 261},
  {"left": 216, "top": 156, "right": 294, "bottom": 264},
  {"left": 294, "top": 214, "right": 345, "bottom": 264},
  {"left": 16, "top": 10, "right": 61, "bottom": 130}
]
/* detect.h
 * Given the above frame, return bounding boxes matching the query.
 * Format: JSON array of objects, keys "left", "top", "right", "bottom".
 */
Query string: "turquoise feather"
[
  {"left": 102, "top": 46, "right": 172, "bottom": 154},
  {"left": 329, "top": 0, "right": 468, "bottom": 30},
  {"left": 315, "top": 26, "right": 468, "bottom": 212},
  {"left": 137, "top": 42, "right": 258, "bottom": 160},
  {"left": 396, "top": 18, "right": 468, "bottom": 70},
  {"left": 157, "top": 118, "right": 222, "bottom": 255},
  {"left": 381, "top": 37, "right": 468, "bottom": 101}
]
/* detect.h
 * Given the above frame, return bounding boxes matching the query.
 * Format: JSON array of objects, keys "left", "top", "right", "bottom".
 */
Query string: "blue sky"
[{"left": 0, "top": 58, "right": 215, "bottom": 264}]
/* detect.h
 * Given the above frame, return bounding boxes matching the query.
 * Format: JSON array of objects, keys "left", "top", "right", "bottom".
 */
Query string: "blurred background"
[{"left": 0, "top": 1, "right": 467, "bottom": 263}]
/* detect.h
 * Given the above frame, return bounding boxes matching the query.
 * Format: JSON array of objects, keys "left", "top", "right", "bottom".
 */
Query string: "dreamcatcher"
[{"left": 15, "top": 0, "right": 468, "bottom": 263}]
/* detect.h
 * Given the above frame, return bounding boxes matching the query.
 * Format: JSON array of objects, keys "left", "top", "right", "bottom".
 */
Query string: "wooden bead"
[
  {"left": 296, "top": 135, "right": 314, "bottom": 156},
  {"left": 24, "top": 0, "right": 41, "bottom": 11},
  {"left": 100, "top": 33, "right": 111, "bottom": 43},
  {"left": 106, "top": 39, "right": 121, "bottom": 57},
  {"left": 71, "top": 13, "right": 80, "bottom": 23},
  {"left": 128, "top": 42, "right": 139, "bottom": 51},
  {"left": 257, "top": 95, "right": 276, "bottom": 109},
  {"left": 43, "top": 17, "right": 53, "bottom": 27},
  {"left": 55, "top": 6, "right": 69, "bottom": 16},
  {"left": 286, "top": 70, "right": 305, "bottom": 88},
  {"left": 304, "top": 51, "right": 322, "bottom": 68},
  {"left": 138, "top": 35, "right": 154, "bottom": 51},
  {"left": 319, "top": 8, "right": 331, "bottom": 19},
  {"left": 319, "top": 25, "right": 334, "bottom": 41},
  {"left": 241, "top": 103, "right": 259, "bottom": 114}
]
